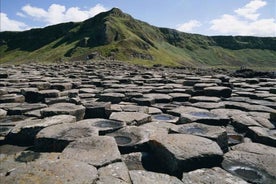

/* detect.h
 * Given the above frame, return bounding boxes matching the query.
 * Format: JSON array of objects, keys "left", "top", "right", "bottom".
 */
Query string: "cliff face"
[{"left": 1, "top": 8, "right": 276, "bottom": 67}]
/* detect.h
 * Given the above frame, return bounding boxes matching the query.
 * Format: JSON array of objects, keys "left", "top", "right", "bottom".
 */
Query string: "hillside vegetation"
[{"left": 1, "top": 8, "right": 276, "bottom": 68}]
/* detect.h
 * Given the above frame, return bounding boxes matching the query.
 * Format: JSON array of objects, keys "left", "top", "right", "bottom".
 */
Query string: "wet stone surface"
[{"left": 0, "top": 61, "right": 276, "bottom": 183}]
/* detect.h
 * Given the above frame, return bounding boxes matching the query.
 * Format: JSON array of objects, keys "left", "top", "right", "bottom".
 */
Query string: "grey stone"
[
  {"left": 231, "top": 114, "right": 262, "bottom": 131},
  {"left": 182, "top": 167, "right": 248, "bottom": 184},
  {"left": 143, "top": 93, "right": 172, "bottom": 103},
  {"left": 44, "top": 96, "right": 70, "bottom": 105},
  {"left": 189, "top": 96, "right": 221, "bottom": 103},
  {"left": 148, "top": 107, "right": 162, "bottom": 115},
  {"left": 169, "top": 93, "right": 191, "bottom": 102},
  {"left": 224, "top": 101, "right": 276, "bottom": 114},
  {"left": 97, "top": 162, "right": 131, "bottom": 184},
  {"left": 110, "top": 112, "right": 151, "bottom": 126},
  {"left": 7, "top": 115, "right": 76, "bottom": 145},
  {"left": 83, "top": 101, "right": 111, "bottom": 119},
  {"left": 129, "top": 170, "right": 183, "bottom": 184},
  {"left": 191, "top": 102, "right": 225, "bottom": 110},
  {"left": 211, "top": 108, "right": 248, "bottom": 118},
  {"left": 98, "top": 92, "right": 125, "bottom": 104},
  {"left": 132, "top": 97, "right": 155, "bottom": 106},
  {"left": 61, "top": 136, "right": 121, "bottom": 167},
  {"left": 204, "top": 86, "right": 232, "bottom": 98},
  {"left": 39, "top": 89, "right": 60, "bottom": 98},
  {"left": 0, "top": 115, "right": 29, "bottom": 126},
  {"left": 168, "top": 106, "right": 229, "bottom": 126},
  {"left": 122, "top": 152, "right": 145, "bottom": 170},
  {"left": 107, "top": 126, "right": 150, "bottom": 153},
  {"left": 35, "top": 120, "right": 98, "bottom": 152},
  {"left": 170, "top": 123, "right": 228, "bottom": 152},
  {"left": 0, "top": 150, "right": 60, "bottom": 177},
  {"left": 29, "top": 82, "right": 51, "bottom": 90},
  {"left": 194, "top": 83, "right": 217, "bottom": 91},
  {"left": 50, "top": 82, "right": 72, "bottom": 91},
  {"left": 40, "top": 103, "right": 85, "bottom": 121},
  {"left": 222, "top": 143, "right": 276, "bottom": 184},
  {"left": 5, "top": 103, "right": 47, "bottom": 115},
  {"left": 120, "top": 103, "right": 149, "bottom": 113},
  {"left": 247, "top": 126, "right": 276, "bottom": 147},
  {"left": 77, "top": 118, "right": 125, "bottom": 135},
  {"left": 250, "top": 116, "right": 275, "bottom": 129},
  {"left": 0, "top": 109, "right": 7, "bottom": 118},
  {"left": 149, "top": 133, "right": 223, "bottom": 176},
  {"left": 0, "top": 94, "right": 25, "bottom": 103},
  {"left": 151, "top": 113, "right": 179, "bottom": 123},
  {"left": 1, "top": 158, "right": 98, "bottom": 184}
]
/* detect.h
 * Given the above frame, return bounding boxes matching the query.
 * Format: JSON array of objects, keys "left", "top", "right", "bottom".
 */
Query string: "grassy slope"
[{"left": 0, "top": 8, "right": 275, "bottom": 69}]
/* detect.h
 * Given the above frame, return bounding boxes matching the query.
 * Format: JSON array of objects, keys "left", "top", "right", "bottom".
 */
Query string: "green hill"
[{"left": 1, "top": 8, "right": 276, "bottom": 68}]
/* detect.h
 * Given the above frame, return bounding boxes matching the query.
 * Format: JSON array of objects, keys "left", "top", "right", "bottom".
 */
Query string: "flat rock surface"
[
  {"left": 149, "top": 133, "right": 223, "bottom": 176},
  {"left": 1, "top": 61, "right": 276, "bottom": 183},
  {"left": 6, "top": 115, "right": 76, "bottom": 145},
  {"left": 40, "top": 103, "right": 85, "bottom": 120},
  {"left": 222, "top": 143, "right": 276, "bottom": 184},
  {"left": 97, "top": 162, "right": 131, "bottom": 184},
  {"left": 110, "top": 111, "right": 151, "bottom": 125},
  {"left": 107, "top": 126, "right": 150, "bottom": 153},
  {"left": 170, "top": 123, "right": 228, "bottom": 152},
  {"left": 60, "top": 136, "right": 121, "bottom": 167},
  {"left": 129, "top": 170, "right": 183, "bottom": 184},
  {"left": 182, "top": 167, "right": 248, "bottom": 184},
  {"left": 77, "top": 118, "right": 125, "bottom": 135},
  {"left": 35, "top": 120, "right": 98, "bottom": 152},
  {"left": 1, "top": 158, "right": 98, "bottom": 184}
]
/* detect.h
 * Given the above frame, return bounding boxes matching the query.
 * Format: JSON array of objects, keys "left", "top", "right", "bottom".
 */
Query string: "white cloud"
[
  {"left": 16, "top": 12, "right": 26, "bottom": 18},
  {"left": 20, "top": 3, "right": 108, "bottom": 25},
  {"left": 0, "top": 13, "right": 29, "bottom": 31},
  {"left": 176, "top": 20, "right": 201, "bottom": 32},
  {"left": 235, "top": 0, "right": 266, "bottom": 20},
  {"left": 210, "top": 0, "right": 276, "bottom": 36}
]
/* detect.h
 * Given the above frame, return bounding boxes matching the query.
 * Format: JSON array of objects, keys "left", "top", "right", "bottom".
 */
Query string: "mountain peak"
[{"left": 106, "top": 7, "right": 130, "bottom": 18}]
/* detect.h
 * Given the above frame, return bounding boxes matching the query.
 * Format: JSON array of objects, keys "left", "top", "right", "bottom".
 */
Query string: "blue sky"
[{"left": 1, "top": 0, "right": 276, "bottom": 36}]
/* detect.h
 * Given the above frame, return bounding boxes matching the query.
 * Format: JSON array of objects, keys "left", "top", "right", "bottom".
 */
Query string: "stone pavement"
[{"left": 0, "top": 61, "right": 275, "bottom": 183}]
